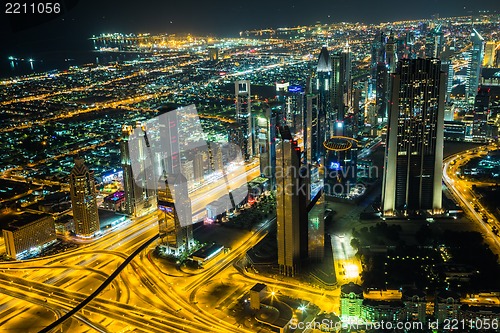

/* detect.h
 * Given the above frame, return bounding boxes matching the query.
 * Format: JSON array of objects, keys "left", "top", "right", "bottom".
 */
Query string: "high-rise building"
[
  {"left": 425, "top": 25, "right": 444, "bottom": 58},
  {"left": 441, "top": 60, "right": 454, "bottom": 104},
  {"left": 276, "top": 126, "right": 308, "bottom": 276},
  {"left": 120, "top": 123, "right": 157, "bottom": 217},
  {"left": 193, "top": 151, "right": 205, "bottom": 182},
  {"left": 370, "top": 31, "right": 387, "bottom": 95},
  {"left": 483, "top": 41, "right": 499, "bottom": 68},
  {"left": 235, "top": 80, "right": 253, "bottom": 160},
  {"left": 381, "top": 58, "right": 445, "bottom": 215},
  {"left": 305, "top": 93, "right": 320, "bottom": 164},
  {"left": 70, "top": 157, "right": 100, "bottom": 237},
  {"left": 286, "top": 85, "right": 305, "bottom": 136},
  {"left": 331, "top": 50, "right": 351, "bottom": 134},
  {"left": 315, "top": 46, "right": 332, "bottom": 146},
  {"left": 376, "top": 62, "right": 390, "bottom": 123},
  {"left": 257, "top": 105, "right": 276, "bottom": 184},
  {"left": 472, "top": 87, "right": 491, "bottom": 141},
  {"left": 466, "top": 29, "right": 485, "bottom": 102},
  {"left": 385, "top": 31, "right": 398, "bottom": 73},
  {"left": 158, "top": 172, "right": 194, "bottom": 256}
]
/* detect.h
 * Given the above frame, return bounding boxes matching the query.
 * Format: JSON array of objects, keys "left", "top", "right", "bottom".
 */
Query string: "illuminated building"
[
  {"left": 305, "top": 93, "right": 320, "bottom": 164},
  {"left": 441, "top": 60, "right": 454, "bottom": 104},
  {"left": 370, "top": 31, "right": 387, "bottom": 95},
  {"left": 208, "top": 46, "right": 218, "bottom": 61},
  {"left": 340, "top": 282, "right": 364, "bottom": 320},
  {"left": 324, "top": 136, "right": 358, "bottom": 197},
  {"left": 434, "top": 290, "right": 461, "bottom": 323},
  {"left": 483, "top": 41, "right": 499, "bottom": 68},
  {"left": 2, "top": 213, "right": 56, "bottom": 259},
  {"left": 208, "top": 142, "right": 224, "bottom": 173},
  {"left": 361, "top": 300, "right": 405, "bottom": 323},
  {"left": 235, "top": 80, "right": 254, "bottom": 160},
  {"left": 385, "top": 31, "right": 398, "bottom": 73},
  {"left": 425, "top": 25, "right": 444, "bottom": 58},
  {"left": 402, "top": 289, "right": 427, "bottom": 323},
  {"left": 257, "top": 105, "right": 276, "bottom": 184},
  {"left": 70, "top": 157, "right": 100, "bottom": 237},
  {"left": 376, "top": 62, "right": 390, "bottom": 123},
  {"left": 193, "top": 152, "right": 205, "bottom": 182},
  {"left": 331, "top": 50, "right": 351, "bottom": 135},
  {"left": 157, "top": 172, "right": 194, "bottom": 256},
  {"left": 472, "top": 87, "right": 491, "bottom": 141},
  {"left": 315, "top": 46, "right": 332, "bottom": 151},
  {"left": 466, "top": 29, "right": 485, "bottom": 103},
  {"left": 276, "top": 126, "right": 308, "bottom": 276},
  {"left": 120, "top": 123, "right": 157, "bottom": 217},
  {"left": 381, "top": 58, "right": 445, "bottom": 215},
  {"left": 286, "top": 85, "right": 305, "bottom": 136}
]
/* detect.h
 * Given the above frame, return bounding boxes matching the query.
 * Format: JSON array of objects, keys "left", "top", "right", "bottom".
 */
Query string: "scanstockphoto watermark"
[
  {"left": 126, "top": 104, "right": 248, "bottom": 227},
  {"left": 289, "top": 319, "right": 425, "bottom": 331}
]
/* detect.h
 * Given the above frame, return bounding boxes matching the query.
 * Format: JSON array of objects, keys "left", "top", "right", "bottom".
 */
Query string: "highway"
[{"left": 442, "top": 143, "right": 500, "bottom": 255}]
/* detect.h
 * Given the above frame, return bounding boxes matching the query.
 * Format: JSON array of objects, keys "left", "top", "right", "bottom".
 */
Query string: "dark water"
[{"left": 0, "top": 50, "right": 145, "bottom": 79}]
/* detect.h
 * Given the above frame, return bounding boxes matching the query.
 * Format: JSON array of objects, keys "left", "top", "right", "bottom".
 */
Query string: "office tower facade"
[
  {"left": 483, "top": 41, "right": 499, "bottom": 68},
  {"left": 315, "top": 46, "right": 332, "bottom": 146},
  {"left": 441, "top": 60, "right": 454, "bottom": 104},
  {"left": 382, "top": 58, "right": 445, "bottom": 215},
  {"left": 425, "top": 25, "right": 444, "bottom": 58},
  {"left": 305, "top": 93, "right": 320, "bottom": 164},
  {"left": 376, "top": 62, "right": 390, "bottom": 123},
  {"left": 287, "top": 85, "right": 305, "bottom": 136},
  {"left": 257, "top": 105, "right": 276, "bottom": 183},
  {"left": 385, "top": 32, "right": 398, "bottom": 73},
  {"left": 193, "top": 151, "right": 205, "bottom": 182},
  {"left": 472, "top": 88, "right": 491, "bottom": 141},
  {"left": 158, "top": 173, "right": 194, "bottom": 255},
  {"left": 276, "top": 126, "right": 308, "bottom": 276},
  {"left": 120, "top": 123, "right": 157, "bottom": 217},
  {"left": 331, "top": 51, "right": 351, "bottom": 133},
  {"left": 324, "top": 137, "right": 358, "bottom": 197},
  {"left": 235, "top": 80, "right": 253, "bottom": 160},
  {"left": 466, "top": 29, "right": 485, "bottom": 102},
  {"left": 371, "top": 31, "right": 387, "bottom": 95},
  {"left": 70, "top": 157, "right": 100, "bottom": 237}
]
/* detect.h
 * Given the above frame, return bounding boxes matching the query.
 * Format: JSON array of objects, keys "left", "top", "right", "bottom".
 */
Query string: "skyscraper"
[
  {"left": 305, "top": 93, "right": 320, "bottom": 164},
  {"left": 120, "top": 123, "right": 157, "bottom": 217},
  {"left": 382, "top": 58, "right": 445, "bottom": 215},
  {"left": 70, "top": 157, "right": 100, "bottom": 237},
  {"left": 466, "top": 29, "right": 485, "bottom": 103},
  {"left": 158, "top": 172, "right": 194, "bottom": 255},
  {"left": 331, "top": 50, "right": 351, "bottom": 134},
  {"left": 472, "top": 87, "right": 491, "bottom": 141},
  {"left": 235, "top": 80, "right": 253, "bottom": 160},
  {"left": 315, "top": 46, "right": 332, "bottom": 148},
  {"left": 483, "top": 41, "right": 499, "bottom": 68},
  {"left": 276, "top": 126, "right": 308, "bottom": 276},
  {"left": 425, "top": 25, "right": 444, "bottom": 59},
  {"left": 286, "top": 85, "right": 305, "bottom": 136},
  {"left": 257, "top": 105, "right": 276, "bottom": 184}
]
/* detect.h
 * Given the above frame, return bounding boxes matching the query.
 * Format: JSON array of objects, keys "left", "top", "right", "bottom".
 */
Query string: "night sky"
[{"left": 1, "top": 0, "right": 499, "bottom": 53}]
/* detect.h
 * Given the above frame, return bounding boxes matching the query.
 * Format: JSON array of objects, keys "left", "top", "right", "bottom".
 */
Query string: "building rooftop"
[{"left": 4, "top": 212, "right": 51, "bottom": 231}]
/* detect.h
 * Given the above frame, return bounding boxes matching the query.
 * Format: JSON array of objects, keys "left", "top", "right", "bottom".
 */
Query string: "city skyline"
[{"left": 1, "top": 9, "right": 500, "bottom": 333}]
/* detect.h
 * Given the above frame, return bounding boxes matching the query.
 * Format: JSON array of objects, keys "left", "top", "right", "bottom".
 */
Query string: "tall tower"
[
  {"left": 315, "top": 46, "right": 333, "bottom": 151},
  {"left": 305, "top": 93, "right": 320, "bottom": 164},
  {"left": 276, "top": 126, "right": 308, "bottom": 276},
  {"left": 331, "top": 51, "right": 351, "bottom": 133},
  {"left": 257, "top": 105, "right": 277, "bottom": 185},
  {"left": 385, "top": 31, "right": 398, "bottom": 74},
  {"left": 472, "top": 88, "right": 490, "bottom": 141},
  {"left": 120, "top": 123, "right": 157, "bottom": 217},
  {"left": 70, "top": 157, "right": 100, "bottom": 237},
  {"left": 425, "top": 25, "right": 444, "bottom": 59},
  {"left": 158, "top": 172, "right": 193, "bottom": 255},
  {"left": 235, "top": 80, "right": 253, "bottom": 160},
  {"left": 466, "top": 29, "right": 485, "bottom": 103},
  {"left": 382, "top": 58, "right": 445, "bottom": 215}
]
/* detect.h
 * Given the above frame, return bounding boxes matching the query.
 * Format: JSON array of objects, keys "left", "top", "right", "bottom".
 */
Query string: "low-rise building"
[{"left": 2, "top": 213, "right": 56, "bottom": 259}]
